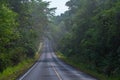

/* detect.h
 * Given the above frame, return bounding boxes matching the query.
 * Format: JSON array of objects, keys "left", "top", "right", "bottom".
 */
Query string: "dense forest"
[
  {"left": 50, "top": 0, "right": 120, "bottom": 78},
  {"left": 0, "top": 0, "right": 55, "bottom": 73},
  {"left": 0, "top": 0, "right": 120, "bottom": 79}
]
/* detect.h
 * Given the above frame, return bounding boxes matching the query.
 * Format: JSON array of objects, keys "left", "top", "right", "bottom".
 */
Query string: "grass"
[
  {"left": 56, "top": 52, "right": 120, "bottom": 80},
  {"left": 0, "top": 43, "right": 43, "bottom": 80},
  {"left": 0, "top": 59, "right": 35, "bottom": 80}
]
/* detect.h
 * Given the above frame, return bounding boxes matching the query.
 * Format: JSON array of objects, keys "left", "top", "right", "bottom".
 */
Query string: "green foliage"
[
  {"left": 0, "top": 4, "right": 19, "bottom": 72},
  {"left": 0, "top": 58, "right": 35, "bottom": 80},
  {"left": 57, "top": 52, "right": 120, "bottom": 80},
  {"left": 0, "top": 0, "right": 51, "bottom": 73},
  {"left": 55, "top": 0, "right": 120, "bottom": 78},
  {"left": 0, "top": 4, "right": 18, "bottom": 50}
]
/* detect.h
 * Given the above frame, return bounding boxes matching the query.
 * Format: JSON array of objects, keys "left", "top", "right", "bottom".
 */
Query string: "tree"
[
  {"left": 55, "top": 0, "right": 120, "bottom": 77},
  {"left": 0, "top": 4, "right": 19, "bottom": 71}
]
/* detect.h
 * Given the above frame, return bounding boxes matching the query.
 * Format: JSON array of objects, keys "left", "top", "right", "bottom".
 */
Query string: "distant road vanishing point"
[{"left": 18, "top": 39, "right": 97, "bottom": 80}]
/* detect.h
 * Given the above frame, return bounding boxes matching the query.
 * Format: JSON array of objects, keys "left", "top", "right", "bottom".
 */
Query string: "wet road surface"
[{"left": 18, "top": 39, "right": 97, "bottom": 80}]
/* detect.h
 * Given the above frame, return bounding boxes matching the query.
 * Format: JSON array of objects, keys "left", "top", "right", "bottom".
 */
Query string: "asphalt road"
[{"left": 18, "top": 39, "right": 97, "bottom": 80}]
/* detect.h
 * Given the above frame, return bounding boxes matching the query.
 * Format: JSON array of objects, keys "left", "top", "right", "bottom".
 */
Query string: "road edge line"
[{"left": 18, "top": 62, "right": 38, "bottom": 80}]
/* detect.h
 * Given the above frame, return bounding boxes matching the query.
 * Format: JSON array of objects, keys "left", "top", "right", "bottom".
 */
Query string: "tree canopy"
[
  {"left": 53, "top": 0, "right": 120, "bottom": 77},
  {"left": 0, "top": 0, "right": 54, "bottom": 72}
]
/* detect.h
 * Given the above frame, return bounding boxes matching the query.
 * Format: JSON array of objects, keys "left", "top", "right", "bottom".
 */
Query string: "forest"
[
  {"left": 49, "top": 0, "right": 120, "bottom": 79},
  {"left": 0, "top": 0, "right": 55, "bottom": 73},
  {"left": 0, "top": 0, "right": 120, "bottom": 79}
]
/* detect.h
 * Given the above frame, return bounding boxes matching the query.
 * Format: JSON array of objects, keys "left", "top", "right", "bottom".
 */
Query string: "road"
[{"left": 18, "top": 39, "right": 97, "bottom": 80}]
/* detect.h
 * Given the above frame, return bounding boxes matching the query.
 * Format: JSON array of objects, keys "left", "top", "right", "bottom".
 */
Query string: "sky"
[{"left": 43, "top": 0, "right": 69, "bottom": 15}]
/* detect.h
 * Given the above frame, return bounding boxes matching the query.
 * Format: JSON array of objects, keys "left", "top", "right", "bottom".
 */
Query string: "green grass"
[
  {"left": 56, "top": 52, "right": 120, "bottom": 80},
  {"left": 0, "top": 59, "right": 34, "bottom": 80},
  {"left": 0, "top": 53, "right": 41, "bottom": 80},
  {"left": 0, "top": 43, "right": 43, "bottom": 80}
]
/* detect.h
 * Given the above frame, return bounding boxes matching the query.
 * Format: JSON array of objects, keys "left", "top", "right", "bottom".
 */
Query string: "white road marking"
[
  {"left": 50, "top": 61, "right": 63, "bottom": 80},
  {"left": 51, "top": 52, "right": 97, "bottom": 80},
  {"left": 47, "top": 45, "right": 63, "bottom": 80},
  {"left": 19, "top": 62, "right": 38, "bottom": 80},
  {"left": 19, "top": 42, "right": 43, "bottom": 80}
]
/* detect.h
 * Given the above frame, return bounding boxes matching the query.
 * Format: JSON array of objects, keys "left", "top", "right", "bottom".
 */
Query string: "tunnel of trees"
[{"left": 0, "top": 0, "right": 120, "bottom": 79}]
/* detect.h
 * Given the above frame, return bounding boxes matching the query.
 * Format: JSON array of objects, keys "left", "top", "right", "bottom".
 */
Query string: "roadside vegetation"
[
  {"left": 1, "top": 0, "right": 120, "bottom": 80},
  {"left": 0, "top": 42, "right": 43, "bottom": 80},
  {"left": 0, "top": 0, "right": 54, "bottom": 79},
  {"left": 49, "top": 0, "right": 120, "bottom": 80},
  {"left": 57, "top": 52, "right": 120, "bottom": 80},
  {"left": 0, "top": 58, "right": 34, "bottom": 80}
]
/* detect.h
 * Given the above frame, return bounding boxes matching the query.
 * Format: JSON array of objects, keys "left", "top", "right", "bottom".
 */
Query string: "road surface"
[{"left": 18, "top": 39, "right": 97, "bottom": 80}]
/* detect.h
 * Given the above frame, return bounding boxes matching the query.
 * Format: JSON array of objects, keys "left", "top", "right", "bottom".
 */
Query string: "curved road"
[{"left": 18, "top": 39, "right": 97, "bottom": 80}]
